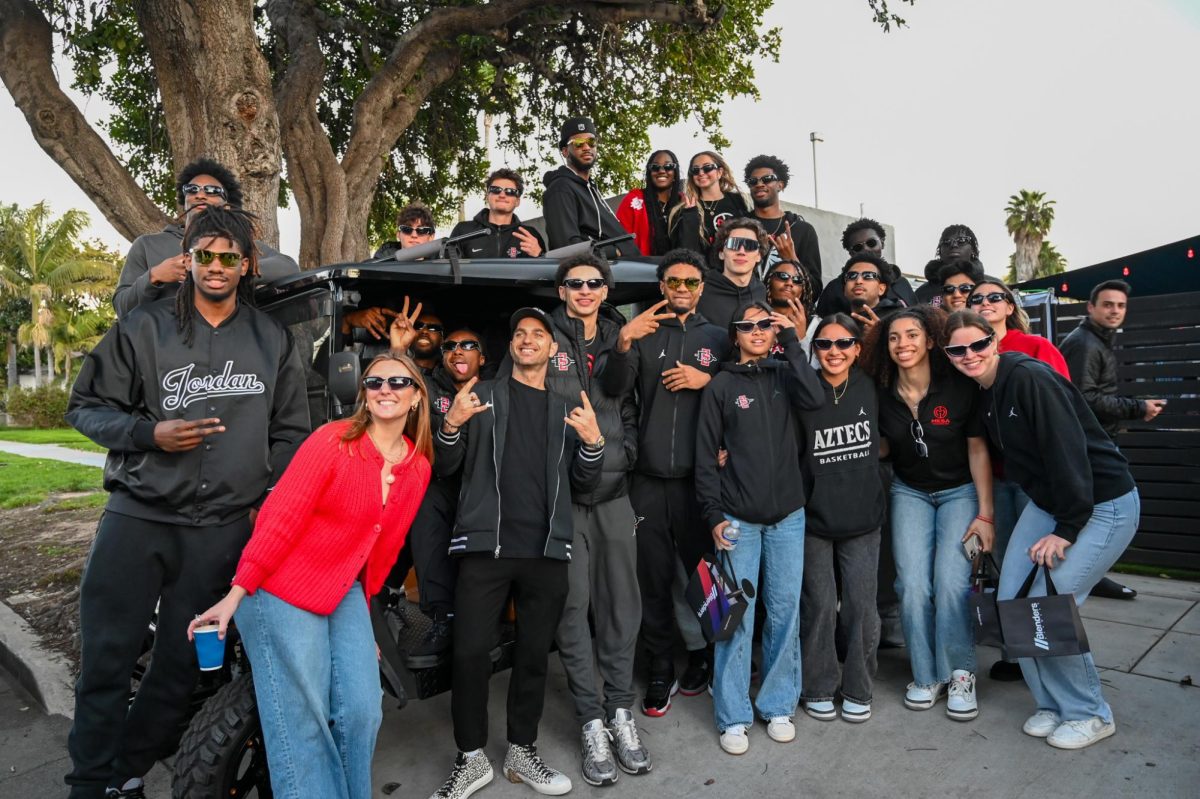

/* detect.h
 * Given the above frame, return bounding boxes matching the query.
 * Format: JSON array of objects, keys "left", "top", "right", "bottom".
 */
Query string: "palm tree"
[
  {"left": 1005, "top": 190, "right": 1057, "bottom": 284},
  {"left": 1005, "top": 240, "right": 1068, "bottom": 284}
]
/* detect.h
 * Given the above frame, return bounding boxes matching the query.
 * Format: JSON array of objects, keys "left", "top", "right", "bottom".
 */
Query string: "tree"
[
  {"left": 0, "top": 0, "right": 913, "bottom": 268},
  {"left": 1006, "top": 239, "right": 1067, "bottom": 285},
  {"left": 1005, "top": 189, "right": 1057, "bottom": 284}
]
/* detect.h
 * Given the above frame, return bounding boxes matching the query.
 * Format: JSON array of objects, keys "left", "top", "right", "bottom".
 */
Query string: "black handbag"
[
  {"left": 969, "top": 553, "right": 1005, "bottom": 648},
  {"left": 685, "top": 550, "right": 756, "bottom": 643},
  {"left": 997, "top": 563, "right": 1091, "bottom": 659}
]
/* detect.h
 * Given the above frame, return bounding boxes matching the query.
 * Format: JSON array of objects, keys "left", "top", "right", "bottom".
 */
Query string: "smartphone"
[{"left": 963, "top": 534, "right": 983, "bottom": 561}]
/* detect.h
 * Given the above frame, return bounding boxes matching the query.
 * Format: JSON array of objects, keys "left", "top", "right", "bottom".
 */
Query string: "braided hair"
[{"left": 176, "top": 205, "right": 260, "bottom": 346}]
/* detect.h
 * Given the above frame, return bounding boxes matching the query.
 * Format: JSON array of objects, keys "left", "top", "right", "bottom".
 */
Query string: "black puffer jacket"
[
  {"left": 449, "top": 209, "right": 547, "bottom": 259},
  {"left": 542, "top": 166, "right": 633, "bottom": 257},
  {"left": 1058, "top": 318, "right": 1146, "bottom": 437},
  {"left": 545, "top": 304, "right": 638, "bottom": 505}
]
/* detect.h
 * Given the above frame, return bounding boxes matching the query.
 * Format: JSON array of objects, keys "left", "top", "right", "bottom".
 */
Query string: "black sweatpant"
[
  {"left": 630, "top": 474, "right": 711, "bottom": 668},
  {"left": 451, "top": 556, "right": 568, "bottom": 751},
  {"left": 67, "top": 510, "right": 251, "bottom": 798},
  {"left": 397, "top": 478, "right": 459, "bottom": 617}
]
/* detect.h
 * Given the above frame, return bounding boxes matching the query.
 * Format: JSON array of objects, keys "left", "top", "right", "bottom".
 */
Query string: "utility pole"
[{"left": 809, "top": 132, "right": 824, "bottom": 209}]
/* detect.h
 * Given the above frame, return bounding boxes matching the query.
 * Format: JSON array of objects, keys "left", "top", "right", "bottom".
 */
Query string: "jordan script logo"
[{"left": 161, "top": 361, "right": 265, "bottom": 411}]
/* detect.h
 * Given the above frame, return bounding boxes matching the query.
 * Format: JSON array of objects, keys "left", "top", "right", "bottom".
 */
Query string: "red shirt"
[
  {"left": 998, "top": 328, "right": 1070, "bottom": 378},
  {"left": 233, "top": 420, "right": 431, "bottom": 615}
]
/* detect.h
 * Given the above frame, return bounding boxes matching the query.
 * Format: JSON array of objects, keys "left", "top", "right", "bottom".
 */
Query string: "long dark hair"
[
  {"left": 177, "top": 206, "right": 260, "bottom": 346},
  {"left": 861, "top": 305, "right": 951, "bottom": 388},
  {"left": 644, "top": 150, "right": 682, "bottom": 256}
]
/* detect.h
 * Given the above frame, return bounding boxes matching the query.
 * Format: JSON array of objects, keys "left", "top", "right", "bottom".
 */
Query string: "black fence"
[{"left": 1026, "top": 291, "right": 1200, "bottom": 570}]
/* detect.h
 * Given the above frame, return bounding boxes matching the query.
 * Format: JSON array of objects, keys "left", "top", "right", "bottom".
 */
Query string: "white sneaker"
[
  {"left": 1047, "top": 717, "right": 1117, "bottom": 750},
  {"left": 719, "top": 724, "right": 749, "bottom": 755},
  {"left": 1022, "top": 710, "right": 1062, "bottom": 738},
  {"left": 503, "top": 743, "right": 572, "bottom": 795},
  {"left": 946, "top": 670, "right": 978, "bottom": 721},
  {"left": 841, "top": 699, "right": 871, "bottom": 723},
  {"left": 802, "top": 700, "right": 837, "bottom": 721},
  {"left": 766, "top": 716, "right": 795, "bottom": 742},
  {"left": 903, "top": 681, "right": 946, "bottom": 711}
]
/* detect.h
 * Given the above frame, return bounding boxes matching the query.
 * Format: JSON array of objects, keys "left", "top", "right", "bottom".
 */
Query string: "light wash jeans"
[
  {"left": 992, "top": 478, "right": 1031, "bottom": 564},
  {"left": 237, "top": 584, "right": 382, "bottom": 799},
  {"left": 891, "top": 478, "right": 978, "bottom": 687},
  {"left": 712, "top": 508, "right": 805, "bottom": 732},
  {"left": 999, "top": 490, "right": 1140, "bottom": 723}
]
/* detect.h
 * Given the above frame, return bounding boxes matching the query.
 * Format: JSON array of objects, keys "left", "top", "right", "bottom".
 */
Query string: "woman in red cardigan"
[{"left": 189, "top": 352, "right": 432, "bottom": 799}]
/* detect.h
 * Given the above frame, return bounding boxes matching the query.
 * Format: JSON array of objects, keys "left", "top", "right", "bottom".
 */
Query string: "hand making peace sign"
[
  {"left": 388, "top": 295, "right": 425, "bottom": 354},
  {"left": 617, "top": 299, "right": 676, "bottom": 352}
]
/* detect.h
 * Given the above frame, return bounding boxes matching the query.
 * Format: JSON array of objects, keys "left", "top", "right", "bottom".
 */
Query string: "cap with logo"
[
  {"left": 510, "top": 306, "right": 553, "bottom": 335},
  {"left": 559, "top": 117, "right": 597, "bottom": 147}
]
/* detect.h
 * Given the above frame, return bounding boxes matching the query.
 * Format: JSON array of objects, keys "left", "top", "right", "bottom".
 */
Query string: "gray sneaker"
[
  {"left": 429, "top": 751, "right": 493, "bottom": 799},
  {"left": 580, "top": 719, "right": 618, "bottom": 786},
  {"left": 503, "top": 743, "right": 572, "bottom": 795},
  {"left": 609, "top": 708, "right": 652, "bottom": 775}
]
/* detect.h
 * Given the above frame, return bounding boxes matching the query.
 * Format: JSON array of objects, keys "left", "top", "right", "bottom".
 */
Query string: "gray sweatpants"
[{"left": 556, "top": 496, "right": 642, "bottom": 725}]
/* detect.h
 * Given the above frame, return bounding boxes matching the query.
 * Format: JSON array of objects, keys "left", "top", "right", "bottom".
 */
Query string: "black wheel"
[{"left": 172, "top": 672, "right": 273, "bottom": 798}]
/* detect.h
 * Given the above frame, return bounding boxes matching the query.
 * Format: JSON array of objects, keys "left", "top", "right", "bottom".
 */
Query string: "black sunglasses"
[
  {"left": 724, "top": 237, "right": 761, "bottom": 253},
  {"left": 664, "top": 276, "right": 701, "bottom": 291},
  {"left": 487, "top": 186, "right": 521, "bottom": 197},
  {"left": 941, "top": 235, "right": 973, "bottom": 249},
  {"left": 399, "top": 225, "right": 435, "bottom": 236},
  {"left": 968, "top": 292, "right": 1010, "bottom": 307},
  {"left": 363, "top": 375, "right": 416, "bottom": 391},
  {"left": 732, "top": 318, "right": 774, "bottom": 333},
  {"left": 769, "top": 270, "right": 804, "bottom": 284},
  {"left": 441, "top": 340, "right": 482, "bottom": 352},
  {"left": 745, "top": 174, "right": 779, "bottom": 187},
  {"left": 849, "top": 238, "right": 881, "bottom": 253},
  {"left": 812, "top": 337, "right": 857, "bottom": 351},
  {"left": 689, "top": 163, "right": 720, "bottom": 176},
  {"left": 189, "top": 248, "right": 243, "bottom": 268},
  {"left": 648, "top": 162, "right": 677, "bottom": 173},
  {"left": 942, "top": 283, "right": 977, "bottom": 296},
  {"left": 562, "top": 277, "right": 607, "bottom": 290},
  {"left": 413, "top": 321, "right": 444, "bottom": 334},
  {"left": 182, "top": 183, "right": 227, "bottom": 199},
  {"left": 844, "top": 270, "right": 881, "bottom": 282},
  {"left": 910, "top": 419, "right": 929, "bottom": 459},
  {"left": 944, "top": 334, "right": 995, "bottom": 359}
]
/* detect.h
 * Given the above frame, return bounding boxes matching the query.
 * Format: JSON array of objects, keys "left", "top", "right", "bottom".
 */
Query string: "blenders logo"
[
  {"left": 161, "top": 361, "right": 265, "bottom": 411},
  {"left": 1030, "top": 601, "right": 1050, "bottom": 651},
  {"left": 435, "top": 396, "right": 451, "bottom": 414},
  {"left": 930, "top": 405, "right": 951, "bottom": 426},
  {"left": 734, "top": 394, "right": 754, "bottom": 410},
  {"left": 551, "top": 352, "right": 575, "bottom": 372},
  {"left": 694, "top": 347, "right": 716, "bottom": 367}
]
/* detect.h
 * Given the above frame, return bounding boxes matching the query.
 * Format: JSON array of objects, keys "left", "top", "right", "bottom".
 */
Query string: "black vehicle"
[{"left": 157, "top": 253, "right": 658, "bottom": 798}]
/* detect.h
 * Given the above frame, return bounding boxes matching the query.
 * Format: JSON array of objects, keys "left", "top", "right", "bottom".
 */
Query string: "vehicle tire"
[{"left": 172, "top": 672, "right": 273, "bottom": 798}]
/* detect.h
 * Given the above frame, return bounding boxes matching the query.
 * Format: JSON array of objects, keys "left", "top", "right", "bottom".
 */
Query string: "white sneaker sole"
[
  {"left": 1022, "top": 716, "right": 1061, "bottom": 738},
  {"left": 719, "top": 739, "right": 748, "bottom": 755},
  {"left": 947, "top": 705, "right": 979, "bottom": 722},
  {"left": 766, "top": 725, "right": 795, "bottom": 743},
  {"left": 904, "top": 687, "right": 946, "bottom": 711},
  {"left": 443, "top": 768, "right": 493, "bottom": 799},
  {"left": 841, "top": 707, "right": 872, "bottom": 723},
  {"left": 803, "top": 703, "right": 838, "bottom": 722},
  {"left": 1047, "top": 722, "right": 1117, "bottom": 750}
]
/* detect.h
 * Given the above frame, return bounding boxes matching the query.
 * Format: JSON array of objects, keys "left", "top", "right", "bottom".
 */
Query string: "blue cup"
[{"left": 193, "top": 624, "right": 226, "bottom": 672}]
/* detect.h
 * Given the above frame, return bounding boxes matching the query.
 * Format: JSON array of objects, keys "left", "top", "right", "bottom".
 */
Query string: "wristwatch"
[{"left": 583, "top": 434, "right": 605, "bottom": 450}]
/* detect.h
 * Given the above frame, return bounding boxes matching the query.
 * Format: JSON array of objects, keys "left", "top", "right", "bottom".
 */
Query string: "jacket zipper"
[
  {"left": 547, "top": 419, "right": 566, "bottom": 557},
  {"left": 492, "top": 404, "right": 502, "bottom": 558},
  {"left": 669, "top": 322, "right": 687, "bottom": 474}
]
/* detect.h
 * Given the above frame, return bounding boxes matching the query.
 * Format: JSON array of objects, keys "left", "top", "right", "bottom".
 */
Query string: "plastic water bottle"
[{"left": 722, "top": 520, "right": 741, "bottom": 549}]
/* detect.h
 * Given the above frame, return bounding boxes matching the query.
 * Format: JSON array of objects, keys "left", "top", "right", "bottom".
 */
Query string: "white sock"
[{"left": 463, "top": 748, "right": 483, "bottom": 758}]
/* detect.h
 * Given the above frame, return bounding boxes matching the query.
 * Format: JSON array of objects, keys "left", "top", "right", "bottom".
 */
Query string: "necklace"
[
  {"left": 368, "top": 432, "right": 407, "bottom": 484},
  {"left": 701, "top": 197, "right": 720, "bottom": 215},
  {"left": 831, "top": 379, "right": 849, "bottom": 405}
]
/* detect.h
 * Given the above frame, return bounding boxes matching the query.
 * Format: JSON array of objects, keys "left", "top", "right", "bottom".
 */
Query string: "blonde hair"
[
  {"left": 669, "top": 151, "right": 746, "bottom": 240},
  {"left": 340, "top": 352, "right": 434, "bottom": 464}
]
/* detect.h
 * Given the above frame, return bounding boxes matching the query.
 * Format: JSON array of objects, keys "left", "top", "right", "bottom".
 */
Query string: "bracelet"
[
  {"left": 441, "top": 422, "right": 460, "bottom": 435},
  {"left": 975, "top": 514, "right": 994, "bottom": 525}
]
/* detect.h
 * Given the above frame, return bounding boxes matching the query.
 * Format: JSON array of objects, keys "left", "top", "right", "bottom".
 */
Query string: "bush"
[{"left": 6, "top": 385, "right": 71, "bottom": 428}]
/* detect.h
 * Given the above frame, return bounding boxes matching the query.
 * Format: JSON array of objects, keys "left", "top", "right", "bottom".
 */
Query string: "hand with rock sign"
[
  {"left": 443, "top": 376, "right": 491, "bottom": 432},
  {"left": 617, "top": 299, "right": 676, "bottom": 353},
  {"left": 564, "top": 391, "right": 602, "bottom": 447},
  {"left": 769, "top": 230, "right": 797, "bottom": 263},
  {"left": 387, "top": 295, "right": 425, "bottom": 354}
]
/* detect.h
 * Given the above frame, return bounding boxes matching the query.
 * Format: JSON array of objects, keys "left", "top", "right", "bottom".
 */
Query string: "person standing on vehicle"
[
  {"left": 113, "top": 157, "right": 298, "bottom": 319},
  {"left": 668, "top": 151, "right": 749, "bottom": 264},
  {"left": 597, "top": 248, "right": 731, "bottom": 712},
  {"left": 450, "top": 168, "right": 546, "bottom": 258},
  {"left": 813, "top": 218, "right": 917, "bottom": 318},
  {"left": 696, "top": 220, "right": 769, "bottom": 331},
  {"left": 189, "top": 352, "right": 433, "bottom": 799},
  {"left": 373, "top": 202, "right": 438, "bottom": 259},
  {"left": 544, "top": 253, "right": 652, "bottom": 786},
  {"left": 615, "top": 150, "right": 684, "bottom": 257},
  {"left": 64, "top": 206, "right": 311, "bottom": 799},
  {"left": 744, "top": 154, "right": 821, "bottom": 285},
  {"left": 428, "top": 308, "right": 604, "bottom": 799},
  {"left": 542, "top": 117, "right": 633, "bottom": 257}
]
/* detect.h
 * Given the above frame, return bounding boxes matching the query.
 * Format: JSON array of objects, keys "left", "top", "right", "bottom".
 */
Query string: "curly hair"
[
  {"left": 841, "top": 218, "right": 887, "bottom": 252},
  {"left": 656, "top": 248, "right": 707, "bottom": 281},
  {"left": 744, "top": 154, "right": 790, "bottom": 187},
  {"left": 860, "top": 305, "right": 951, "bottom": 388},
  {"left": 764, "top": 258, "right": 816, "bottom": 318},
  {"left": 936, "top": 258, "right": 986, "bottom": 286},
  {"left": 177, "top": 157, "right": 243, "bottom": 209},
  {"left": 712, "top": 217, "right": 769, "bottom": 262},
  {"left": 936, "top": 224, "right": 980, "bottom": 257},
  {"left": 555, "top": 251, "right": 614, "bottom": 287},
  {"left": 397, "top": 202, "right": 434, "bottom": 229}
]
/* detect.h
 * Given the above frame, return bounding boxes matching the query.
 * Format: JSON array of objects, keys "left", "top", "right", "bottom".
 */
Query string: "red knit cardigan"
[{"left": 233, "top": 419, "right": 431, "bottom": 615}]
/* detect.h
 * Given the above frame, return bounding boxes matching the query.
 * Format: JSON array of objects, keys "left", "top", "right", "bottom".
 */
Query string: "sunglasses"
[
  {"left": 812, "top": 337, "right": 858, "bottom": 351},
  {"left": 441, "top": 340, "right": 482, "bottom": 353},
  {"left": 568, "top": 136, "right": 597, "bottom": 149},
  {"left": 363, "top": 375, "right": 416, "bottom": 391},
  {"left": 689, "top": 163, "right": 720, "bottom": 176},
  {"left": 724, "top": 237, "right": 761, "bottom": 252},
  {"left": 648, "top": 162, "right": 677, "bottom": 173},
  {"left": 968, "top": 292, "right": 1010, "bottom": 307},
  {"left": 733, "top": 318, "right": 774, "bottom": 333},
  {"left": 941, "top": 235, "right": 973, "bottom": 249},
  {"left": 910, "top": 419, "right": 929, "bottom": 459},
  {"left": 849, "top": 238, "right": 881, "bottom": 253},
  {"left": 189, "top": 248, "right": 243, "bottom": 268},
  {"left": 844, "top": 270, "right": 881, "bottom": 282},
  {"left": 745, "top": 174, "right": 779, "bottom": 187},
  {"left": 413, "top": 321, "right": 444, "bottom": 334},
  {"left": 769, "top": 271, "right": 804, "bottom": 284},
  {"left": 487, "top": 185, "right": 520, "bottom": 197},
  {"left": 399, "top": 225, "right": 435, "bottom": 236},
  {"left": 944, "top": 334, "right": 995, "bottom": 359},
  {"left": 182, "top": 183, "right": 227, "bottom": 199},
  {"left": 664, "top": 276, "right": 701, "bottom": 291},
  {"left": 942, "top": 283, "right": 977, "bottom": 296},
  {"left": 562, "top": 277, "right": 607, "bottom": 290}
]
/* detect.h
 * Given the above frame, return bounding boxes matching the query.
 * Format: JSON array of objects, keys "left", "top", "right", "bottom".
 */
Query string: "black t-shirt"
[
  {"left": 878, "top": 371, "right": 984, "bottom": 492},
  {"left": 498, "top": 378, "right": 550, "bottom": 557}
]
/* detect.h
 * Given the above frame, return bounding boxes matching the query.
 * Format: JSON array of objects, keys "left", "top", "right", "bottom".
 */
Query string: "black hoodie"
[
  {"left": 814, "top": 268, "right": 918, "bottom": 317},
  {"left": 696, "top": 269, "right": 768, "bottom": 331},
  {"left": 597, "top": 311, "right": 730, "bottom": 478},
  {"left": 981, "top": 353, "right": 1135, "bottom": 543},
  {"left": 694, "top": 328, "right": 824, "bottom": 530},
  {"left": 542, "top": 166, "right": 633, "bottom": 257},
  {"left": 449, "top": 209, "right": 547, "bottom": 259}
]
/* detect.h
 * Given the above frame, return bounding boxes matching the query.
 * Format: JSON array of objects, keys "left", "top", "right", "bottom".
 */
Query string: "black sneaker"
[
  {"left": 1091, "top": 576, "right": 1137, "bottom": 600},
  {"left": 679, "top": 649, "right": 712, "bottom": 696},
  {"left": 410, "top": 615, "right": 453, "bottom": 659},
  {"left": 640, "top": 674, "right": 678, "bottom": 717},
  {"left": 989, "top": 660, "right": 1024, "bottom": 682},
  {"left": 105, "top": 782, "right": 146, "bottom": 799}
]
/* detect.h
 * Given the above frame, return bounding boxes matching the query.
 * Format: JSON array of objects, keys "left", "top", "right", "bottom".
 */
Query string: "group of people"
[{"left": 61, "top": 128, "right": 1162, "bottom": 799}]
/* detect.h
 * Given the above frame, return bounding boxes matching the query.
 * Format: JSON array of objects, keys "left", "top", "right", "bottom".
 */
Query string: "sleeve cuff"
[
  {"left": 233, "top": 562, "right": 268, "bottom": 595},
  {"left": 437, "top": 428, "right": 461, "bottom": 446},
  {"left": 131, "top": 419, "right": 158, "bottom": 450},
  {"left": 577, "top": 444, "right": 605, "bottom": 462}
]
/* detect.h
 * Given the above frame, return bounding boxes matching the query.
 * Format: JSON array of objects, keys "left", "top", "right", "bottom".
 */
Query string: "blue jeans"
[
  {"left": 891, "top": 478, "right": 978, "bottom": 687},
  {"left": 712, "top": 508, "right": 805, "bottom": 732},
  {"left": 999, "top": 490, "right": 1140, "bottom": 723},
  {"left": 237, "top": 585, "right": 382, "bottom": 799},
  {"left": 992, "top": 478, "right": 1031, "bottom": 564}
]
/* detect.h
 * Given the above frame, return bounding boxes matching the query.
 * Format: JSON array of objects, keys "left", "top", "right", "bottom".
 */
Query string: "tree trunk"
[
  {"left": 31, "top": 341, "right": 41, "bottom": 385},
  {"left": 5, "top": 335, "right": 16, "bottom": 391},
  {"left": 1013, "top": 232, "right": 1042, "bottom": 283},
  {"left": 46, "top": 347, "right": 55, "bottom": 381}
]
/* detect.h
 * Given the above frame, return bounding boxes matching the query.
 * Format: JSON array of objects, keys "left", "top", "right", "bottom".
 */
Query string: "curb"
[{"left": 0, "top": 600, "right": 75, "bottom": 717}]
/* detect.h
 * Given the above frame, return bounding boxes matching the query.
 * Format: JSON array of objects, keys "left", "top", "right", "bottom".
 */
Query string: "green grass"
[
  {"left": 0, "top": 427, "right": 107, "bottom": 453},
  {"left": 1113, "top": 562, "right": 1200, "bottom": 583},
  {"left": 0, "top": 452, "right": 104, "bottom": 509}
]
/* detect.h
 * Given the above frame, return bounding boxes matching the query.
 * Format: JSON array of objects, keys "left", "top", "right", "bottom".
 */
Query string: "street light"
[{"left": 810, "top": 132, "right": 824, "bottom": 209}]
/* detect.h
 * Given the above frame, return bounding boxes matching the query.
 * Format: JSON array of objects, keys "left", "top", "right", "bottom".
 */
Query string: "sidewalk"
[{"left": 0, "top": 440, "right": 107, "bottom": 469}]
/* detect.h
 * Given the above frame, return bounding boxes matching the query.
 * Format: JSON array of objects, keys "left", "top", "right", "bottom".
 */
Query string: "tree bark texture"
[{"left": 1013, "top": 232, "right": 1042, "bottom": 284}]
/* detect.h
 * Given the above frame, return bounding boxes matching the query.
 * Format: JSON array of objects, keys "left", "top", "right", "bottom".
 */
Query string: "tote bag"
[
  {"left": 969, "top": 553, "right": 1005, "bottom": 648},
  {"left": 997, "top": 563, "right": 1091, "bottom": 659}
]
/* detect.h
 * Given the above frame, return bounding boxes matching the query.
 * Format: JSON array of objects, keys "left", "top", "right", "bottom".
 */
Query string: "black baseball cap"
[
  {"left": 510, "top": 307, "right": 553, "bottom": 335},
  {"left": 559, "top": 117, "right": 598, "bottom": 147}
]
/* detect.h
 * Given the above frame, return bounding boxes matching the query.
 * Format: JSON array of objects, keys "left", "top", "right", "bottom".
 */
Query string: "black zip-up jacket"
[
  {"left": 66, "top": 299, "right": 311, "bottom": 526},
  {"left": 982, "top": 353, "right": 1135, "bottom": 543},
  {"left": 434, "top": 376, "right": 604, "bottom": 560},
  {"left": 798, "top": 367, "right": 885, "bottom": 539},
  {"left": 542, "top": 166, "right": 633, "bottom": 257},
  {"left": 752, "top": 211, "right": 822, "bottom": 287},
  {"left": 449, "top": 209, "right": 547, "bottom": 259},
  {"left": 815, "top": 272, "right": 917, "bottom": 317},
  {"left": 597, "top": 311, "right": 729, "bottom": 478},
  {"left": 694, "top": 328, "right": 825, "bottom": 530},
  {"left": 695, "top": 269, "right": 768, "bottom": 331},
  {"left": 1058, "top": 318, "right": 1145, "bottom": 438}
]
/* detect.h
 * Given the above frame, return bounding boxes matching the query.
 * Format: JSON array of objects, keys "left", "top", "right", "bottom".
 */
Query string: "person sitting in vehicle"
[
  {"left": 450, "top": 168, "right": 546, "bottom": 258},
  {"left": 373, "top": 201, "right": 437, "bottom": 260}
]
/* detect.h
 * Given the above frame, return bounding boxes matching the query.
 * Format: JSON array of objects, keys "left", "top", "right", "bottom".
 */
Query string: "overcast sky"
[{"left": 2, "top": 0, "right": 1197, "bottom": 276}]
